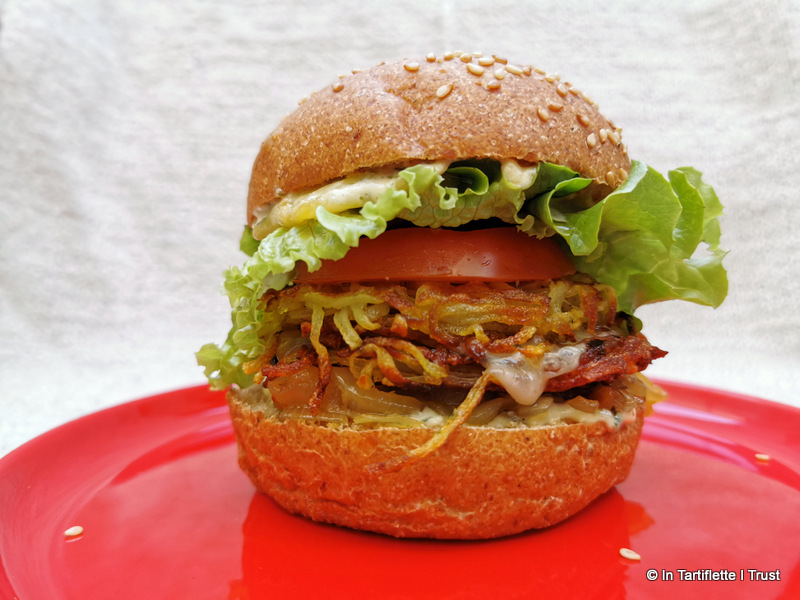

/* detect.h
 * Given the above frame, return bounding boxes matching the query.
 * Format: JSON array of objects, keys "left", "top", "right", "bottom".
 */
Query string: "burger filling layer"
[{"left": 240, "top": 276, "right": 666, "bottom": 463}]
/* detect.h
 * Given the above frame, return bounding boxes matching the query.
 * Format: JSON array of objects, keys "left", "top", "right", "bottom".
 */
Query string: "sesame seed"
[
  {"left": 599, "top": 128, "right": 609, "bottom": 143},
  {"left": 460, "top": 53, "right": 473, "bottom": 63},
  {"left": 537, "top": 107, "right": 549, "bottom": 121},
  {"left": 436, "top": 83, "right": 453, "bottom": 99},
  {"left": 548, "top": 102, "right": 564, "bottom": 112},
  {"left": 606, "top": 170, "right": 617, "bottom": 186},
  {"left": 65, "top": 525, "right": 84, "bottom": 538},
  {"left": 522, "top": 65, "right": 532, "bottom": 75},
  {"left": 345, "top": 125, "right": 353, "bottom": 133},
  {"left": 577, "top": 113, "right": 590, "bottom": 127},
  {"left": 494, "top": 68, "right": 506, "bottom": 80},
  {"left": 493, "top": 55, "right": 508, "bottom": 64},
  {"left": 505, "top": 64, "right": 523, "bottom": 76},
  {"left": 587, "top": 133, "right": 598, "bottom": 147},
  {"left": 755, "top": 453, "right": 771, "bottom": 462},
  {"left": 619, "top": 548, "right": 641, "bottom": 561},
  {"left": 534, "top": 66, "right": 546, "bottom": 75},
  {"left": 618, "top": 168, "right": 629, "bottom": 182},
  {"left": 545, "top": 74, "right": 555, "bottom": 83},
  {"left": 467, "top": 63, "right": 485, "bottom": 76},
  {"left": 444, "top": 52, "right": 455, "bottom": 60},
  {"left": 582, "top": 92, "right": 596, "bottom": 106},
  {"left": 486, "top": 80, "right": 501, "bottom": 91},
  {"left": 426, "top": 53, "right": 436, "bottom": 62},
  {"left": 478, "top": 56, "right": 495, "bottom": 66},
  {"left": 331, "top": 82, "right": 344, "bottom": 92},
  {"left": 472, "top": 51, "right": 483, "bottom": 57},
  {"left": 569, "top": 87, "right": 580, "bottom": 96},
  {"left": 608, "top": 130, "right": 621, "bottom": 145},
  {"left": 404, "top": 62, "right": 420, "bottom": 72},
  {"left": 556, "top": 83, "right": 568, "bottom": 97},
  {"left": 453, "top": 50, "right": 464, "bottom": 57}
]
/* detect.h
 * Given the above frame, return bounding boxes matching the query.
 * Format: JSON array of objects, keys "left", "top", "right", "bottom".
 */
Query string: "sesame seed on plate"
[
  {"left": 65, "top": 525, "right": 84, "bottom": 538},
  {"left": 619, "top": 547, "right": 641, "bottom": 561}
]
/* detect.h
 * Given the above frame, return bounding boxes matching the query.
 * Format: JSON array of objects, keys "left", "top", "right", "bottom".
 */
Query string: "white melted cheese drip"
[{"left": 482, "top": 345, "right": 585, "bottom": 406}]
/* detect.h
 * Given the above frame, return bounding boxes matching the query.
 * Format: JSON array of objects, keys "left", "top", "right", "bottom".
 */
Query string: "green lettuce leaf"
[
  {"left": 198, "top": 159, "right": 728, "bottom": 389},
  {"left": 563, "top": 161, "right": 728, "bottom": 312}
]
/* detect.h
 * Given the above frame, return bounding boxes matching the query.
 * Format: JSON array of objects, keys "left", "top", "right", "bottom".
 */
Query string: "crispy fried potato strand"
[{"left": 367, "top": 369, "right": 494, "bottom": 474}]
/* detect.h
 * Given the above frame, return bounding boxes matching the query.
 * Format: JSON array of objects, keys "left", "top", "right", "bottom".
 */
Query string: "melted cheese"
[
  {"left": 482, "top": 345, "right": 585, "bottom": 406},
  {"left": 251, "top": 163, "right": 450, "bottom": 239},
  {"left": 252, "top": 171, "right": 399, "bottom": 238}
]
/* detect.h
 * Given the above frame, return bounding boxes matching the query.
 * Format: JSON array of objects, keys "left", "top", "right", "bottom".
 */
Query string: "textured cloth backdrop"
[{"left": 2, "top": 0, "right": 799, "bottom": 455}]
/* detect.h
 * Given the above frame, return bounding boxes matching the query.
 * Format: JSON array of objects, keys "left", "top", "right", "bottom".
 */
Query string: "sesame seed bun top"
[{"left": 247, "top": 53, "right": 631, "bottom": 225}]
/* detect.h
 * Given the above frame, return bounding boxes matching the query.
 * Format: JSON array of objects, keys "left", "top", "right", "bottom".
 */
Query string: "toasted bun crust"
[
  {"left": 228, "top": 386, "right": 643, "bottom": 539},
  {"left": 247, "top": 54, "right": 631, "bottom": 225}
]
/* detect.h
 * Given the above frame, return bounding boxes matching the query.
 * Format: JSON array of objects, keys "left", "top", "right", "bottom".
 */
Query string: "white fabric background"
[{"left": 2, "top": 0, "right": 799, "bottom": 456}]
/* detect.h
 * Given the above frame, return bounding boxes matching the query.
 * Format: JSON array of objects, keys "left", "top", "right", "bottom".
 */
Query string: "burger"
[{"left": 197, "top": 53, "right": 727, "bottom": 539}]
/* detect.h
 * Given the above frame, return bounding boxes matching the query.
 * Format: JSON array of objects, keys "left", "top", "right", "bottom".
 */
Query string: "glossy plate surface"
[{"left": 1, "top": 381, "right": 799, "bottom": 600}]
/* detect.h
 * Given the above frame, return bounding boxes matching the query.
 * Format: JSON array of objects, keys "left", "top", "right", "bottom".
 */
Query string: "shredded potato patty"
[{"left": 244, "top": 278, "right": 639, "bottom": 400}]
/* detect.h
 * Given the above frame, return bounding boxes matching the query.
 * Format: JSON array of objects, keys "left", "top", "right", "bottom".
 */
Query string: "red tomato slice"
[{"left": 294, "top": 227, "right": 575, "bottom": 283}]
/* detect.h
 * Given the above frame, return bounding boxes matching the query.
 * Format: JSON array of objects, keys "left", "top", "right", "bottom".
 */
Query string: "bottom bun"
[{"left": 228, "top": 385, "right": 644, "bottom": 539}]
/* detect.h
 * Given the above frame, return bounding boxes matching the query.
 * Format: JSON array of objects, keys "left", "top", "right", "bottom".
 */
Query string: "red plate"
[{"left": 1, "top": 382, "right": 799, "bottom": 600}]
